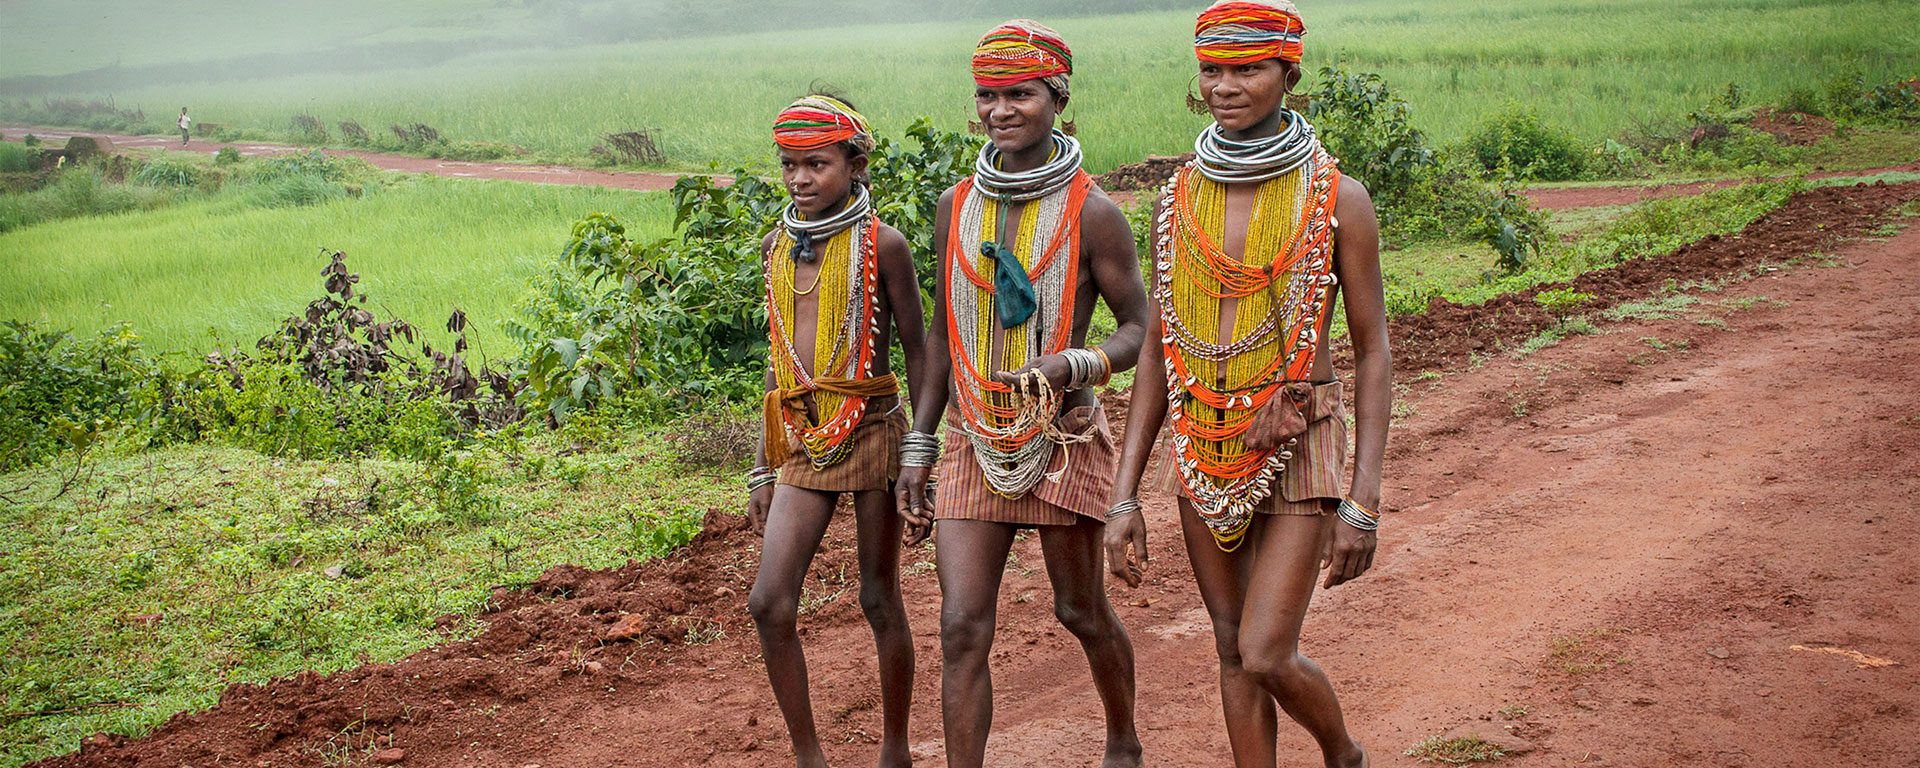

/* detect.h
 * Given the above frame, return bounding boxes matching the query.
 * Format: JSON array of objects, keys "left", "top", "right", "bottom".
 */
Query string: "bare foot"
[
  {"left": 1326, "top": 741, "right": 1366, "bottom": 768},
  {"left": 1100, "top": 735, "right": 1144, "bottom": 768},
  {"left": 876, "top": 745, "right": 912, "bottom": 768}
]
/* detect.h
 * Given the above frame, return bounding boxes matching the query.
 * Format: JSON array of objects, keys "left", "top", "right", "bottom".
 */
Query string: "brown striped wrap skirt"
[
  {"left": 935, "top": 403, "right": 1117, "bottom": 527},
  {"left": 776, "top": 395, "right": 908, "bottom": 493},
  {"left": 1169, "top": 380, "right": 1349, "bottom": 516}
]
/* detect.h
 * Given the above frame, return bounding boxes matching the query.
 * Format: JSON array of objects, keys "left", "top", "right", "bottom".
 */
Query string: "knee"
[
  {"left": 858, "top": 582, "right": 904, "bottom": 627},
  {"left": 747, "top": 583, "right": 796, "bottom": 631},
  {"left": 939, "top": 606, "right": 995, "bottom": 659},
  {"left": 1052, "top": 598, "right": 1113, "bottom": 641},
  {"left": 1240, "top": 644, "right": 1309, "bottom": 688},
  {"left": 1209, "top": 622, "right": 1247, "bottom": 671}
]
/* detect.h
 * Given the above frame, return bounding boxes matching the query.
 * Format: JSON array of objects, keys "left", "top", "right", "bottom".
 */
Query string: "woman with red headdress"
[
  {"left": 894, "top": 19, "right": 1152, "bottom": 768},
  {"left": 1105, "top": 2, "right": 1390, "bottom": 766}
]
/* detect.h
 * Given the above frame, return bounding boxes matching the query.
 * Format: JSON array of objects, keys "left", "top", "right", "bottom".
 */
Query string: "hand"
[
  {"left": 896, "top": 465, "right": 934, "bottom": 547},
  {"left": 747, "top": 484, "right": 775, "bottom": 537},
  {"left": 1320, "top": 519, "right": 1376, "bottom": 589},
  {"left": 992, "top": 353, "right": 1071, "bottom": 396},
  {"left": 1103, "top": 509, "right": 1148, "bottom": 588}
]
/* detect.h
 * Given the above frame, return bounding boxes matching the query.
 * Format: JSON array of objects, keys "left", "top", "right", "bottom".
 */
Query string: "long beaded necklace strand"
[
  {"left": 1157, "top": 147, "right": 1340, "bottom": 550},
  {"left": 945, "top": 172, "right": 1091, "bottom": 498},
  {"left": 766, "top": 216, "right": 881, "bottom": 470}
]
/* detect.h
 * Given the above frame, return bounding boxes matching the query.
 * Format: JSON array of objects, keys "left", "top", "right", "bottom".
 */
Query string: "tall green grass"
[
  {"left": 0, "top": 176, "right": 672, "bottom": 357},
  {"left": 5, "top": 0, "right": 1912, "bottom": 172}
]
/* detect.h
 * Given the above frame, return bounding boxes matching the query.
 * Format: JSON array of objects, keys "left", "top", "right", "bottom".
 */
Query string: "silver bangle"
[
  {"left": 1336, "top": 498, "right": 1379, "bottom": 532},
  {"left": 1105, "top": 497, "right": 1143, "bottom": 521},
  {"left": 747, "top": 466, "right": 778, "bottom": 492},
  {"left": 900, "top": 430, "right": 942, "bottom": 468},
  {"left": 1060, "top": 347, "right": 1107, "bottom": 391}
]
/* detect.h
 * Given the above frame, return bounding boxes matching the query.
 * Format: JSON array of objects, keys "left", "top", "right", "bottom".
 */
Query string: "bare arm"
[
  {"left": 896, "top": 188, "right": 957, "bottom": 545},
  {"left": 1104, "top": 197, "right": 1167, "bottom": 587},
  {"left": 877, "top": 225, "right": 926, "bottom": 405},
  {"left": 750, "top": 234, "right": 780, "bottom": 535},
  {"left": 1325, "top": 175, "right": 1390, "bottom": 589}
]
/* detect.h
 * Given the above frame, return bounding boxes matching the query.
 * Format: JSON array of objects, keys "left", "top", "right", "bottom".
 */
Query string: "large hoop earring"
[
  {"left": 1285, "top": 91, "right": 1312, "bottom": 113},
  {"left": 1186, "top": 75, "right": 1209, "bottom": 116},
  {"left": 1061, "top": 112, "right": 1078, "bottom": 137}
]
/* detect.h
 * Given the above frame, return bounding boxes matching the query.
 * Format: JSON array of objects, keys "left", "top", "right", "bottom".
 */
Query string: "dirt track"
[
  {"left": 35, "top": 179, "right": 1920, "bottom": 766},
  {"left": 11, "top": 124, "right": 1913, "bottom": 211}
]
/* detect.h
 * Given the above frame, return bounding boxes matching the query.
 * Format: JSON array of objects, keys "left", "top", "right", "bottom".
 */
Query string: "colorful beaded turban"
[
  {"left": 772, "top": 95, "right": 875, "bottom": 154},
  {"left": 1194, "top": 0, "right": 1306, "bottom": 66},
  {"left": 973, "top": 19, "right": 1072, "bottom": 98}
]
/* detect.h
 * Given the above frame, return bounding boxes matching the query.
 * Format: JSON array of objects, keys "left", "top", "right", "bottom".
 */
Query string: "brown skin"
[
  {"left": 747, "top": 144, "right": 926, "bottom": 768},
  {"left": 892, "top": 78, "right": 1151, "bottom": 768},
  {"left": 1103, "top": 57, "right": 1389, "bottom": 768}
]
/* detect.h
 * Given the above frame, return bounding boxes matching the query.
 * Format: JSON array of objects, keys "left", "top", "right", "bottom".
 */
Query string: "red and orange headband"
[
  {"left": 772, "top": 95, "right": 874, "bottom": 154},
  {"left": 1194, "top": 0, "right": 1306, "bottom": 66},
  {"left": 973, "top": 19, "right": 1072, "bottom": 97}
]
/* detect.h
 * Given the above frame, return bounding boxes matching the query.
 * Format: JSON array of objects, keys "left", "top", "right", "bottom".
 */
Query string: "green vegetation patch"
[
  {"left": 0, "top": 431, "right": 730, "bottom": 766},
  {"left": 1406, "top": 735, "right": 1508, "bottom": 764}
]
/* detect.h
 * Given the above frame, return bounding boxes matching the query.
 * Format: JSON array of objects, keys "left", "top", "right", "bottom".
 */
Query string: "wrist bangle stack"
[
  {"left": 1105, "top": 497, "right": 1143, "bottom": 521},
  {"left": 900, "top": 431, "right": 942, "bottom": 468},
  {"left": 747, "top": 466, "right": 778, "bottom": 492},
  {"left": 1061, "top": 347, "right": 1112, "bottom": 390},
  {"left": 1336, "top": 497, "right": 1380, "bottom": 532}
]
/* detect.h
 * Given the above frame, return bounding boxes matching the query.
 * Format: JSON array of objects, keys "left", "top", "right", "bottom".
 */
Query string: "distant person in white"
[{"left": 178, "top": 108, "right": 191, "bottom": 145}]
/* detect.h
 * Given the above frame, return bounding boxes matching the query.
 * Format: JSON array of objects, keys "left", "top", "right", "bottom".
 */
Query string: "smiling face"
[
  {"left": 976, "top": 80, "right": 1063, "bottom": 155},
  {"left": 1199, "top": 58, "right": 1299, "bottom": 134},
  {"left": 779, "top": 145, "right": 864, "bottom": 218}
]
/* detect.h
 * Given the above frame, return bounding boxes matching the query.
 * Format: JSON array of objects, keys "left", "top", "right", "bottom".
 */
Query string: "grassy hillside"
[
  {"left": 5, "top": 0, "right": 1914, "bottom": 172},
  {"left": 0, "top": 174, "right": 671, "bottom": 356}
]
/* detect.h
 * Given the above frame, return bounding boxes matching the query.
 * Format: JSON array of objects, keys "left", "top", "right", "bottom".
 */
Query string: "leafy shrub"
[
  {"left": 0, "top": 168, "right": 173, "bottom": 233},
  {"left": 0, "top": 141, "right": 38, "bottom": 172},
  {"left": 0, "top": 322, "right": 152, "bottom": 471},
  {"left": 1660, "top": 124, "right": 1802, "bottom": 172},
  {"left": 215, "top": 146, "right": 242, "bottom": 165},
  {"left": 1534, "top": 287, "right": 1595, "bottom": 320},
  {"left": 1462, "top": 105, "right": 1589, "bottom": 181}
]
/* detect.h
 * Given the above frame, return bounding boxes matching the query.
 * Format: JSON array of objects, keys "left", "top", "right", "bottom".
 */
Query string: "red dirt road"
[
  {"left": 12, "top": 123, "right": 1913, "bottom": 210},
  {"left": 39, "top": 185, "right": 1920, "bottom": 767},
  {"left": 0, "top": 124, "right": 692, "bottom": 192}
]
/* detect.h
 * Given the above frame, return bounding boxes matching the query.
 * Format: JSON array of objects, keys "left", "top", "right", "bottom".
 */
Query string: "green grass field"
[
  {"left": 0, "top": 173, "right": 671, "bottom": 357},
  {"left": 4, "top": 0, "right": 1914, "bottom": 173}
]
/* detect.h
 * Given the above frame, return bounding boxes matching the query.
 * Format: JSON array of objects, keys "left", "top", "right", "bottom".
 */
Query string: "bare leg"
[
  {"left": 1177, "top": 498, "right": 1280, "bottom": 768},
  {"left": 1237, "top": 505, "right": 1365, "bottom": 768},
  {"left": 934, "top": 520, "right": 1017, "bottom": 768},
  {"left": 852, "top": 487, "right": 915, "bottom": 767},
  {"left": 1037, "top": 518, "right": 1144, "bottom": 768},
  {"left": 749, "top": 484, "right": 839, "bottom": 768}
]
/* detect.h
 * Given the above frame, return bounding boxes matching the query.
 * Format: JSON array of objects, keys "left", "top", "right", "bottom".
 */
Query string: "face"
[
  {"left": 975, "top": 80, "right": 1063, "bottom": 153},
  {"left": 1198, "top": 59, "right": 1298, "bottom": 132},
  {"left": 778, "top": 146, "right": 863, "bottom": 217}
]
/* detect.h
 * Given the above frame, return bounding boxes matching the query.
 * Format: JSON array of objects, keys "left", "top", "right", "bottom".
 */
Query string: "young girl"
[
  {"left": 747, "top": 94, "right": 925, "bottom": 768},
  {"left": 1106, "top": 3, "right": 1392, "bottom": 766}
]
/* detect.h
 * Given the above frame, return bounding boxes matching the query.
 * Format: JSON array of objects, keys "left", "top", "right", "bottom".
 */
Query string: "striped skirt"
[
  {"left": 935, "top": 404, "right": 1117, "bottom": 527},
  {"left": 776, "top": 395, "right": 908, "bottom": 493}
]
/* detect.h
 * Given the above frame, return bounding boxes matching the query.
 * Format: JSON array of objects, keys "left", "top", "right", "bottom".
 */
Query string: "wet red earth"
[{"left": 26, "top": 179, "right": 1920, "bottom": 766}]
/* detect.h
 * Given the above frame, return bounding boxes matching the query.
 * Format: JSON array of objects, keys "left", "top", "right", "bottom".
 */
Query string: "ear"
[
  {"left": 1283, "top": 62, "right": 1303, "bottom": 92},
  {"left": 848, "top": 152, "right": 870, "bottom": 178}
]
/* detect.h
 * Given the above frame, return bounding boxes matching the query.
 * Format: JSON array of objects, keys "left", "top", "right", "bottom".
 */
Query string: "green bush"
[
  {"left": 0, "top": 322, "right": 153, "bottom": 471},
  {"left": 0, "top": 168, "right": 174, "bottom": 233},
  {"left": 215, "top": 146, "right": 243, "bottom": 165},
  {"left": 1462, "top": 106, "right": 1589, "bottom": 181},
  {"left": 1660, "top": 124, "right": 1802, "bottom": 172},
  {"left": 0, "top": 141, "right": 38, "bottom": 172}
]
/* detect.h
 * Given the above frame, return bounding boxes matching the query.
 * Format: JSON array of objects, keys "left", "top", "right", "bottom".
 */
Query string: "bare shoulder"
[
  {"left": 875, "top": 222, "right": 914, "bottom": 274},
  {"left": 1078, "top": 186, "right": 1132, "bottom": 235},
  {"left": 1334, "top": 175, "right": 1376, "bottom": 222}
]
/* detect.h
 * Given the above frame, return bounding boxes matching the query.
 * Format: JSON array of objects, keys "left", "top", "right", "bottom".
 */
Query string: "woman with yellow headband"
[
  {"left": 1106, "top": 2, "right": 1390, "bottom": 766},
  {"left": 893, "top": 18, "right": 1153, "bottom": 768},
  {"left": 747, "top": 92, "right": 927, "bottom": 768}
]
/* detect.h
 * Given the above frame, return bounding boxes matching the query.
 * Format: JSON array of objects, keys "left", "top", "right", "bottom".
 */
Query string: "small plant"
[
  {"left": 1462, "top": 105, "right": 1589, "bottom": 181},
  {"left": 214, "top": 146, "right": 242, "bottom": 165},
  {"left": 1605, "top": 294, "right": 1698, "bottom": 322},
  {"left": 338, "top": 120, "right": 370, "bottom": 145},
  {"left": 593, "top": 130, "right": 666, "bottom": 165},
  {"left": 1496, "top": 704, "right": 1528, "bottom": 720},
  {"left": 1406, "top": 735, "right": 1506, "bottom": 764},
  {"left": 1533, "top": 288, "right": 1594, "bottom": 322},
  {"left": 22, "top": 133, "right": 40, "bottom": 147}
]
